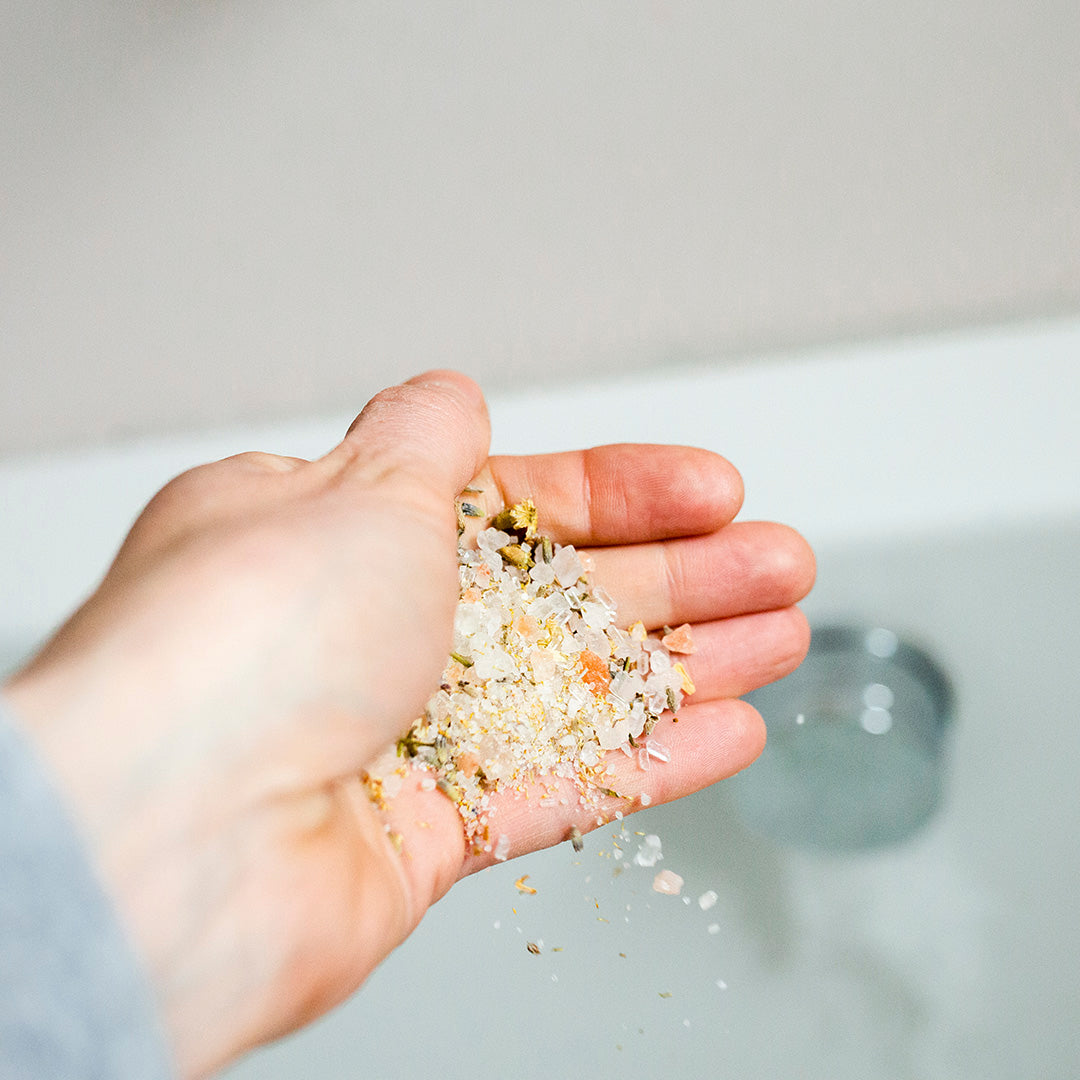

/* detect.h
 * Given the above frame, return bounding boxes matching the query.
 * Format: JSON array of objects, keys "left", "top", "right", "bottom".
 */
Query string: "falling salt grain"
[
  {"left": 633, "top": 835, "right": 663, "bottom": 867},
  {"left": 652, "top": 869, "right": 684, "bottom": 896},
  {"left": 639, "top": 793, "right": 652, "bottom": 807},
  {"left": 707, "top": 923, "right": 720, "bottom": 935},
  {"left": 716, "top": 979, "right": 728, "bottom": 990},
  {"left": 493, "top": 834, "right": 511, "bottom": 862},
  {"left": 698, "top": 890, "right": 718, "bottom": 911}
]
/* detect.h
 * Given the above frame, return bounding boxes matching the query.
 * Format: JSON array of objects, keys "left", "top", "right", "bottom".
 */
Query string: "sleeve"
[{"left": 0, "top": 694, "right": 175, "bottom": 1080}]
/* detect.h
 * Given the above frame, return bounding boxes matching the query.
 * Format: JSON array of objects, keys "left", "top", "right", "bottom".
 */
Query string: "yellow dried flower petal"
[{"left": 673, "top": 661, "right": 696, "bottom": 696}]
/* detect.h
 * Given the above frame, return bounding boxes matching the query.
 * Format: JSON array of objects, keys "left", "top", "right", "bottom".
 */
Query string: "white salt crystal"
[
  {"left": 609, "top": 671, "right": 632, "bottom": 704},
  {"left": 453, "top": 603, "right": 483, "bottom": 639},
  {"left": 420, "top": 776, "right": 437, "bottom": 792},
  {"left": 698, "top": 890, "right": 718, "bottom": 911},
  {"left": 480, "top": 548, "right": 503, "bottom": 572},
  {"left": 477, "top": 527, "right": 511, "bottom": 551},
  {"left": 639, "top": 792, "right": 652, "bottom": 806},
  {"left": 633, "top": 834, "right": 663, "bottom": 867},
  {"left": 597, "top": 717, "right": 630, "bottom": 750},
  {"left": 707, "top": 923, "right": 720, "bottom": 935},
  {"left": 647, "top": 648, "right": 672, "bottom": 673},
  {"left": 529, "top": 561, "right": 556, "bottom": 586},
  {"left": 652, "top": 869, "right": 684, "bottom": 895},
  {"left": 716, "top": 979, "right": 727, "bottom": 989},
  {"left": 473, "top": 647, "right": 516, "bottom": 680},
  {"left": 581, "top": 600, "right": 614, "bottom": 630},
  {"left": 551, "top": 544, "right": 584, "bottom": 586},
  {"left": 593, "top": 585, "right": 617, "bottom": 609},
  {"left": 645, "top": 740, "right": 671, "bottom": 764},
  {"left": 493, "top": 834, "right": 511, "bottom": 861}
]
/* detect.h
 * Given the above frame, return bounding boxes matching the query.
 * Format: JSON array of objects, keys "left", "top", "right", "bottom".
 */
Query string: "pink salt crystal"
[
  {"left": 652, "top": 869, "right": 684, "bottom": 896},
  {"left": 661, "top": 623, "right": 696, "bottom": 654},
  {"left": 513, "top": 613, "right": 542, "bottom": 642}
]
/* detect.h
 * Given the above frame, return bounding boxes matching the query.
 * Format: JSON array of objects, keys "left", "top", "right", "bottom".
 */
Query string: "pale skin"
[{"left": 3, "top": 371, "right": 815, "bottom": 1078}]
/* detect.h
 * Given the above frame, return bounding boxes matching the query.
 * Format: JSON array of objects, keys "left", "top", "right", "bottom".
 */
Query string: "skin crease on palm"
[{"left": 2, "top": 371, "right": 815, "bottom": 1079}]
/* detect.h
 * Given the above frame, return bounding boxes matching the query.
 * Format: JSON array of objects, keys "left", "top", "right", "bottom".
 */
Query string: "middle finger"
[{"left": 586, "top": 519, "right": 815, "bottom": 629}]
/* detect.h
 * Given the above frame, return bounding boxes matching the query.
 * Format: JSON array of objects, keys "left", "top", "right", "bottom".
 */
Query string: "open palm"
[{"left": 6, "top": 372, "right": 814, "bottom": 1078}]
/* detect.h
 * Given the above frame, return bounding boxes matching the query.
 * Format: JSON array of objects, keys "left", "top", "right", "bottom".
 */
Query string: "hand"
[{"left": 3, "top": 371, "right": 814, "bottom": 1078}]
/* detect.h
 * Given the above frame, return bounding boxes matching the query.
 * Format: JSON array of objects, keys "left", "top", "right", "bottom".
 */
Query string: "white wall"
[{"left": 3, "top": 1, "right": 1079, "bottom": 454}]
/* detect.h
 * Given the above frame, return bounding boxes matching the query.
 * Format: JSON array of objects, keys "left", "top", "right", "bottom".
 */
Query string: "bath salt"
[
  {"left": 365, "top": 499, "right": 694, "bottom": 851},
  {"left": 652, "top": 869, "right": 684, "bottom": 895},
  {"left": 661, "top": 623, "right": 696, "bottom": 654},
  {"left": 632, "top": 834, "right": 664, "bottom": 867}
]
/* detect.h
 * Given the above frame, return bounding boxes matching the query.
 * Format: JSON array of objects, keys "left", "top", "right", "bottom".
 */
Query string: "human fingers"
[
  {"left": 321, "top": 370, "right": 491, "bottom": 504},
  {"left": 585, "top": 520, "right": 815, "bottom": 629},
  {"left": 361, "top": 696, "right": 765, "bottom": 905},
  {"left": 468, "top": 444, "right": 743, "bottom": 547},
  {"left": 671, "top": 606, "right": 811, "bottom": 703},
  {"left": 456, "top": 698, "right": 766, "bottom": 872}
]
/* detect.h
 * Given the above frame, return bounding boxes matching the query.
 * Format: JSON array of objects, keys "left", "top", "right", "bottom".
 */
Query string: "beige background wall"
[{"left": 3, "top": 1, "right": 1079, "bottom": 455}]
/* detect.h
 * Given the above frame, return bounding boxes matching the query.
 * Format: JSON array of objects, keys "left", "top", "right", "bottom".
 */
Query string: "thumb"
[{"left": 324, "top": 370, "right": 491, "bottom": 500}]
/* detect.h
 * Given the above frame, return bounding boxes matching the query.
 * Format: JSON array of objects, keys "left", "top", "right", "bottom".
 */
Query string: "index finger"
[{"left": 471, "top": 444, "right": 744, "bottom": 547}]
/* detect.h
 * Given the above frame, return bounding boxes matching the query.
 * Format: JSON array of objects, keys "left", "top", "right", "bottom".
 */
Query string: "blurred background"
[
  {"left": 5, "top": 7, "right": 1080, "bottom": 1077},
  {"left": 3, "top": 0, "right": 1079, "bottom": 455}
]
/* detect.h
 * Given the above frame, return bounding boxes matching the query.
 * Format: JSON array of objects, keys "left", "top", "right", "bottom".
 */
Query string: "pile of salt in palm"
[{"left": 380, "top": 498, "right": 695, "bottom": 859}]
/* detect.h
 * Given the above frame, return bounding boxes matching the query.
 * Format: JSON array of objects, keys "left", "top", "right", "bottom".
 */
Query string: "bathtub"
[{"left": 2, "top": 318, "right": 1078, "bottom": 1078}]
